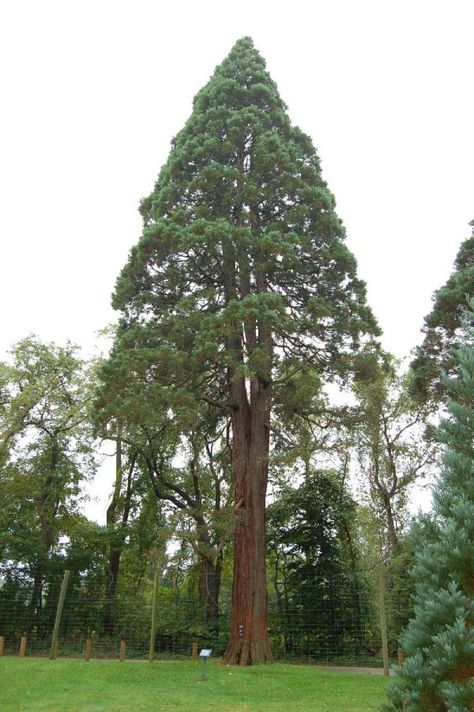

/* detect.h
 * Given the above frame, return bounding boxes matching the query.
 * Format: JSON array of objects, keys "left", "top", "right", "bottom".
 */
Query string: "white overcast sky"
[{"left": 1, "top": 0, "right": 473, "bottom": 363}]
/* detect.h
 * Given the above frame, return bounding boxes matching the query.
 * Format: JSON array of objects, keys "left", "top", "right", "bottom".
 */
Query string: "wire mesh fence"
[{"left": 0, "top": 562, "right": 413, "bottom": 668}]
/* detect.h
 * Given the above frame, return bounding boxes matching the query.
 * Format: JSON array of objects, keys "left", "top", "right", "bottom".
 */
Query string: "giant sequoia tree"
[{"left": 112, "top": 37, "right": 378, "bottom": 663}]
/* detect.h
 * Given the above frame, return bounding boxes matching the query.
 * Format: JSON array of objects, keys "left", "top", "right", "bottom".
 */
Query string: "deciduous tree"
[
  {"left": 354, "top": 356, "right": 433, "bottom": 555},
  {"left": 95, "top": 367, "right": 233, "bottom": 631},
  {"left": 0, "top": 337, "right": 96, "bottom": 616}
]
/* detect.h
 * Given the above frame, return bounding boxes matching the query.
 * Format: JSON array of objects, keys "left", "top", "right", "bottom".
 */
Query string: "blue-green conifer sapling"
[{"left": 383, "top": 308, "right": 474, "bottom": 710}]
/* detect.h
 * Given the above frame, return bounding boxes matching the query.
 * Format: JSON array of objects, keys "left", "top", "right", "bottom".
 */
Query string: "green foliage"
[
  {"left": 383, "top": 312, "right": 474, "bottom": 711},
  {"left": 267, "top": 470, "right": 374, "bottom": 659},
  {"left": 411, "top": 221, "right": 474, "bottom": 404},
  {"left": 353, "top": 355, "right": 434, "bottom": 555},
  {"left": 0, "top": 336, "right": 97, "bottom": 608},
  {"left": 108, "top": 35, "right": 378, "bottom": 431}
]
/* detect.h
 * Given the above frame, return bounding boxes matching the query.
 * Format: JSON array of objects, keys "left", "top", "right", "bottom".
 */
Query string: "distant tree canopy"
[
  {"left": 0, "top": 337, "right": 96, "bottom": 614},
  {"left": 353, "top": 354, "right": 434, "bottom": 555},
  {"left": 411, "top": 220, "right": 474, "bottom": 404}
]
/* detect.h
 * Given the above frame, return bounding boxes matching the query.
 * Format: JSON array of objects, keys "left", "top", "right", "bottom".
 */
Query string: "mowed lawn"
[{"left": 0, "top": 657, "right": 389, "bottom": 711}]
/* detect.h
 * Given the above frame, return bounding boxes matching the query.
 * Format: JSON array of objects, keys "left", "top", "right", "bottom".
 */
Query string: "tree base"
[{"left": 222, "top": 637, "right": 273, "bottom": 665}]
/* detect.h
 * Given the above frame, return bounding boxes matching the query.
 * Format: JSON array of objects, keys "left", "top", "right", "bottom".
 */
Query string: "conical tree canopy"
[{"left": 114, "top": 36, "right": 375, "bottom": 355}]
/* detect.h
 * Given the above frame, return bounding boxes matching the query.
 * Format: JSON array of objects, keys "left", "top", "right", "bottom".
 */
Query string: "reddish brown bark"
[
  {"left": 222, "top": 402, "right": 273, "bottom": 664},
  {"left": 220, "top": 219, "right": 274, "bottom": 664}
]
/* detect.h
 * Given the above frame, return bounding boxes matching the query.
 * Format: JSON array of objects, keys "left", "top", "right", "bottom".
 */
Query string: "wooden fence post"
[
  {"left": 18, "top": 635, "right": 27, "bottom": 657},
  {"left": 377, "top": 564, "right": 390, "bottom": 676},
  {"left": 52, "top": 638, "right": 59, "bottom": 659},
  {"left": 50, "top": 569, "right": 70, "bottom": 660},
  {"left": 0, "top": 636, "right": 4, "bottom": 657},
  {"left": 191, "top": 641, "right": 198, "bottom": 659},
  {"left": 119, "top": 639, "right": 126, "bottom": 662},
  {"left": 148, "top": 568, "right": 160, "bottom": 663},
  {"left": 84, "top": 638, "right": 92, "bottom": 661}
]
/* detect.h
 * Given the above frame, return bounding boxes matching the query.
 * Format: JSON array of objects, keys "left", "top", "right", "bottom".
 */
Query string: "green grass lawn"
[{"left": 0, "top": 658, "right": 389, "bottom": 711}]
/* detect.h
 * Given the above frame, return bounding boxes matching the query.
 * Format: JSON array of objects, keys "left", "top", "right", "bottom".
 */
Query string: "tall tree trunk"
[
  {"left": 191, "top": 441, "right": 224, "bottom": 632},
  {"left": 384, "top": 496, "right": 398, "bottom": 554},
  {"left": 223, "top": 386, "right": 273, "bottom": 664},
  {"left": 221, "top": 229, "right": 274, "bottom": 664},
  {"left": 103, "top": 549, "right": 121, "bottom": 635},
  {"left": 30, "top": 444, "right": 57, "bottom": 621},
  {"left": 103, "top": 436, "right": 122, "bottom": 634},
  {"left": 198, "top": 552, "right": 222, "bottom": 630},
  {"left": 103, "top": 433, "right": 135, "bottom": 635},
  {"left": 30, "top": 565, "right": 44, "bottom": 620}
]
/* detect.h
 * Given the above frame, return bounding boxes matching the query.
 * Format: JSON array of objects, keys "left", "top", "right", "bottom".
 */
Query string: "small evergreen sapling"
[{"left": 383, "top": 310, "right": 474, "bottom": 711}]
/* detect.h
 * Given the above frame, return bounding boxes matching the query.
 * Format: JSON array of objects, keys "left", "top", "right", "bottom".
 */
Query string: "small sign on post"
[{"left": 199, "top": 649, "right": 212, "bottom": 681}]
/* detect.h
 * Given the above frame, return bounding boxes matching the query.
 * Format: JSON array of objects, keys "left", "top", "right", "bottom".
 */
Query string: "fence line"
[{"left": 0, "top": 565, "right": 413, "bottom": 671}]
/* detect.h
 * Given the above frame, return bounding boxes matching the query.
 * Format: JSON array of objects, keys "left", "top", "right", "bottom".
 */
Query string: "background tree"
[
  {"left": 95, "top": 357, "right": 234, "bottom": 631},
  {"left": 411, "top": 219, "right": 474, "bottom": 404},
  {"left": 110, "top": 36, "right": 378, "bottom": 663},
  {"left": 354, "top": 355, "right": 434, "bottom": 556},
  {"left": 383, "top": 310, "right": 474, "bottom": 711},
  {"left": 102, "top": 434, "right": 139, "bottom": 634},
  {"left": 267, "top": 469, "right": 371, "bottom": 660},
  {"left": 0, "top": 337, "right": 97, "bottom": 617}
]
